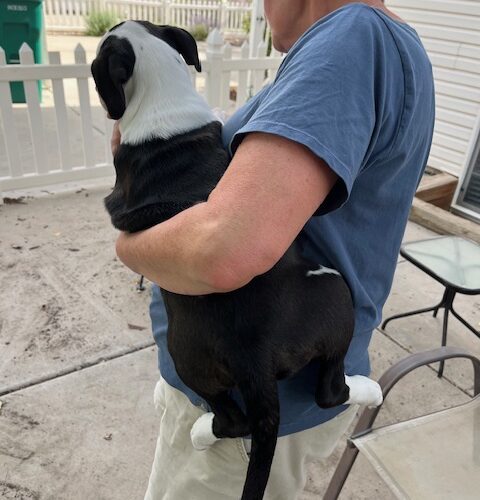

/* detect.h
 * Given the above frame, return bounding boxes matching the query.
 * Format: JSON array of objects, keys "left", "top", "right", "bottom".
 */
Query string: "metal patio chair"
[{"left": 324, "top": 346, "right": 480, "bottom": 500}]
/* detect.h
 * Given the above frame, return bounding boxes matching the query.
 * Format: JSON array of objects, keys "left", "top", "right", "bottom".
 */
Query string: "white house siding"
[{"left": 386, "top": 0, "right": 480, "bottom": 177}]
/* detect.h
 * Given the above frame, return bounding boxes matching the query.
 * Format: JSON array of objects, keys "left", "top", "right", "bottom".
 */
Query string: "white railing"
[
  {"left": 43, "top": 0, "right": 252, "bottom": 34},
  {"left": 0, "top": 29, "right": 282, "bottom": 195}
]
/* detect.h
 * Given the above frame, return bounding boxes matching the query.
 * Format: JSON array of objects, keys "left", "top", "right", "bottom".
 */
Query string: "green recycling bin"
[{"left": 0, "top": 0, "right": 43, "bottom": 103}]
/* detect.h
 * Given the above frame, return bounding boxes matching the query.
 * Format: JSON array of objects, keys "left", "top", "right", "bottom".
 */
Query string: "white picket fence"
[
  {"left": 0, "top": 29, "right": 282, "bottom": 194},
  {"left": 44, "top": 0, "right": 252, "bottom": 34}
]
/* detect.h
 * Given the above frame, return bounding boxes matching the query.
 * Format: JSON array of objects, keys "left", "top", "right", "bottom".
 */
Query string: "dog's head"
[{"left": 91, "top": 21, "right": 202, "bottom": 120}]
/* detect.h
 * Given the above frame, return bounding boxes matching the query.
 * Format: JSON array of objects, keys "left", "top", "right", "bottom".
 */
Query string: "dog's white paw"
[
  {"left": 190, "top": 412, "right": 219, "bottom": 451},
  {"left": 345, "top": 375, "right": 383, "bottom": 408}
]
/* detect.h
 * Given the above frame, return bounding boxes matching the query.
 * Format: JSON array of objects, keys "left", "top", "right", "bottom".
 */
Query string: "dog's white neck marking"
[{"left": 101, "top": 22, "right": 217, "bottom": 144}]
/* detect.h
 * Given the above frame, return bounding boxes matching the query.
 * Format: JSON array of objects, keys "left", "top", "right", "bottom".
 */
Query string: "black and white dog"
[{"left": 92, "top": 21, "right": 382, "bottom": 500}]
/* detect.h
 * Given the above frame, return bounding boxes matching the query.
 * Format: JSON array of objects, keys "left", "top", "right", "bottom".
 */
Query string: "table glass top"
[{"left": 401, "top": 236, "right": 480, "bottom": 291}]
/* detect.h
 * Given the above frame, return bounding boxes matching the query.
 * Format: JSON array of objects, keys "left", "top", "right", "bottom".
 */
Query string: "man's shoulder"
[
  {"left": 286, "top": 4, "right": 398, "bottom": 67},
  {"left": 305, "top": 4, "right": 391, "bottom": 41}
]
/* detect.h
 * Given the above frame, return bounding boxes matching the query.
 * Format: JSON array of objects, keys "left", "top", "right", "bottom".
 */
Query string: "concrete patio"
[{"left": 1, "top": 185, "right": 479, "bottom": 500}]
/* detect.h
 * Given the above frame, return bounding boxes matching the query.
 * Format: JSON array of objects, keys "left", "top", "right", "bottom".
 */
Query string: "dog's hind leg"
[
  {"left": 191, "top": 392, "right": 250, "bottom": 451},
  {"left": 315, "top": 357, "right": 351, "bottom": 409},
  {"left": 315, "top": 358, "right": 383, "bottom": 409}
]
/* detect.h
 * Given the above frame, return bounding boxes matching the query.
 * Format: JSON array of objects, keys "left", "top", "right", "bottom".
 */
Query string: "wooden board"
[
  {"left": 410, "top": 198, "right": 480, "bottom": 244},
  {"left": 416, "top": 172, "right": 458, "bottom": 209}
]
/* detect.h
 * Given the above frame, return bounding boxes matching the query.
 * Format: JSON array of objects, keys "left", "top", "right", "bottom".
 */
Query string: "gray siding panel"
[{"left": 387, "top": 0, "right": 480, "bottom": 177}]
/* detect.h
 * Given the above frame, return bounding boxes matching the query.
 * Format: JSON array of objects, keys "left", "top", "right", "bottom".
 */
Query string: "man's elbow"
[
  {"left": 203, "top": 247, "right": 280, "bottom": 293},
  {"left": 115, "top": 232, "right": 140, "bottom": 274}
]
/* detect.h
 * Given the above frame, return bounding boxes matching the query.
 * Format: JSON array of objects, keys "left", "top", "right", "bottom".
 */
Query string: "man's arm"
[{"left": 115, "top": 132, "right": 338, "bottom": 295}]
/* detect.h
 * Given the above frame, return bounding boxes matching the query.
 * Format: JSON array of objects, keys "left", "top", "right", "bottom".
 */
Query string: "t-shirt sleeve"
[{"left": 230, "top": 11, "right": 382, "bottom": 215}]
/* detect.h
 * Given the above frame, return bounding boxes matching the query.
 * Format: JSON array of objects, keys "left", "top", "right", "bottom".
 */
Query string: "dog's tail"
[{"left": 238, "top": 373, "right": 279, "bottom": 500}]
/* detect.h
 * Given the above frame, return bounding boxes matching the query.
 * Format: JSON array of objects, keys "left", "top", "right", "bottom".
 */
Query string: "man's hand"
[{"left": 111, "top": 121, "right": 121, "bottom": 156}]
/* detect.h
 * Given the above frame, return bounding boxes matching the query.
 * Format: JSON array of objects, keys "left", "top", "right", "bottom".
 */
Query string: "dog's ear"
[
  {"left": 137, "top": 22, "right": 202, "bottom": 72},
  {"left": 91, "top": 36, "right": 136, "bottom": 120},
  {"left": 158, "top": 26, "right": 202, "bottom": 72}
]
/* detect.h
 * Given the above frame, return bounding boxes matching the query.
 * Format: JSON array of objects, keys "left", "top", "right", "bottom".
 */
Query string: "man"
[{"left": 114, "top": 0, "right": 435, "bottom": 498}]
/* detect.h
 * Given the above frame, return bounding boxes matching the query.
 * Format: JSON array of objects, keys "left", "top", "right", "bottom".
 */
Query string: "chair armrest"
[{"left": 349, "top": 346, "right": 480, "bottom": 442}]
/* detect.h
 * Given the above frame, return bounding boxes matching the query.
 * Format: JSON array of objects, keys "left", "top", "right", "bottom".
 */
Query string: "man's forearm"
[
  {"left": 112, "top": 130, "right": 337, "bottom": 297},
  {"left": 115, "top": 201, "right": 249, "bottom": 295}
]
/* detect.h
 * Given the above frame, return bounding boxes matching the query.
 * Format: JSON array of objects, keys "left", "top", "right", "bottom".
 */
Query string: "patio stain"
[
  {"left": 0, "top": 481, "right": 40, "bottom": 499},
  {"left": 23, "top": 300, "right": 86, "bottom": 354}
]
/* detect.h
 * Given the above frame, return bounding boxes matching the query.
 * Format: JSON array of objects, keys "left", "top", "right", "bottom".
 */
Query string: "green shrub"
[
  {"left": 242, "top": 12, "right": 251, "bottom": 34},
  {"left": 85, "top": 10, "right": 118, "bottom": 37},
  {"left": 189, "top": 23, "right": 209, "bottom": 42}
]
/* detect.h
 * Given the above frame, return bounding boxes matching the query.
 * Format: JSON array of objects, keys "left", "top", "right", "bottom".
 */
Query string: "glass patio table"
[{"left": 382, "top": 236, "right": 480, "bottom": 377}]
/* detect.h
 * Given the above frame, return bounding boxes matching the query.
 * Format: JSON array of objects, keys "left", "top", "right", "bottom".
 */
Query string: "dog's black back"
[{"left": 105, "top": 122, "right": 228, "bottom": 231}]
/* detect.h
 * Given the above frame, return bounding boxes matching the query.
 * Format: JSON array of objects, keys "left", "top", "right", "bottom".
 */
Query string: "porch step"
[{"left": 415, "top": 171, "right": 458, "bottom": 210}]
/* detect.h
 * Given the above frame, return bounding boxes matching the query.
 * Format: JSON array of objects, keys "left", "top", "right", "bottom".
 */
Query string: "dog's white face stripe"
[
  {"left": 99, "top": 20, "right": 216, "bottom": 144},
  {"left": 306, "top": 265, "right": 341, "bottom": 277}
]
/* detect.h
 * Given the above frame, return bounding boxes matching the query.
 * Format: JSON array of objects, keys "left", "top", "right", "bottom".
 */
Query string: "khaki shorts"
[{"left": 144, "top": 378, "right": 357, "bottom": 500}]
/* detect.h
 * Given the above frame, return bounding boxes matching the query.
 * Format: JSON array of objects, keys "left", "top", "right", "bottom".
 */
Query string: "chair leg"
[{"left": 323, "top": 444, "right": 360, "bottom": 500}]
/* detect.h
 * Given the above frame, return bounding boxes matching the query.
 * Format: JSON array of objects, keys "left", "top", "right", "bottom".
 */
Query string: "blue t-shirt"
[{"left": 150, "top": 4, "right": 435, "bottom": 436}]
